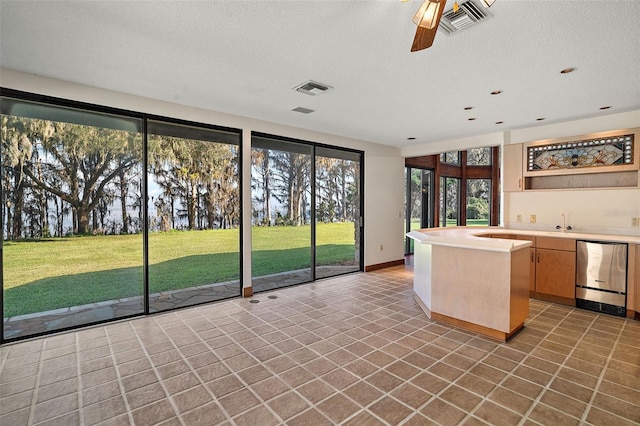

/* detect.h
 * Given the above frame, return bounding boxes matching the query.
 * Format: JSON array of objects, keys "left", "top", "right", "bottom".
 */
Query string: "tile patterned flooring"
[{"left": 1, "top": 265, "right": 639, "bottom": 425}]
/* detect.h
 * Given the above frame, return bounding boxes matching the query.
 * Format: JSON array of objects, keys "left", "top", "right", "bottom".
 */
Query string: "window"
[
  {"left": 0, "top": 90, "right": 364, "bottom": 343},
  {"left": 147, "top": 120, "right": 241, "bottom": 312},
  {"left": 466, "top": 179, "right": 491, "bottom": 226},
  {"left": 404, "top": 168, "right": 433, "bottom": 253},
  {"left": 440, "top": 177, "right": 460, "bottom": 227},
  {"left": 251, "top": 137, "right": 313, "bottom": 289},
  {"left": 440, "top": 151, "right": 460, "bottom": 164},
  {"left": 405, "top": 146, "right": 499, "bottom": 253},
  {"left": 467, "top": 147, "right": 492, "bottom": 165},
  {"left": 315, "top": 147, "right": 361, "bottom": 279},
  {"left": 2, "top": 96, "right": 144, "bottom": 339},
  {"left": 251, "top": 134, "right": 363, "bottom": 292}
]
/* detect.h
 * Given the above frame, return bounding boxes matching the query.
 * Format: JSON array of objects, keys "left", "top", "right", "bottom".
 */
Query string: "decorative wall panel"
[{"left": 527, "top": 135, "right": 633, "bottom": 172}]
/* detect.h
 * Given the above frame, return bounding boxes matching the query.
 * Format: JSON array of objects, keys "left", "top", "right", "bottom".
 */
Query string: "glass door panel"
[
  {"left": 405, "top": 168, "right": 433, "bottom": 254},
  {"left": 251, "top": 136, "right": 312, "bottom": 291},
  {"left": 147, "top": 120, "right": 241, "bottom": 312},
  {"left": 315, "top": 147, "right": 361, "bottom": 279},
  {"left": 1, "top": 97, "right": 144, "bottom": 340},
  {"left": 440, "top": 177, "right": 460, "bottom": 227}
]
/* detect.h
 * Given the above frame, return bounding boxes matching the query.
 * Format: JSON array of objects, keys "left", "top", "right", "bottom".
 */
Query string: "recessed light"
[
  {"left": 495, "top": 121, "right": 504, "bottom": 125},
  {"left": 490, "top": 90, "right": 502, "bottom": 95},
  {"left": 464, "top": 106, "right": 473, "bottom": 110},
  {"left": 407, "top": 137, "right": 416, "bottom": 140},
  {"left": 536, "top": 118, "right": 546, "bottom": 121},
  {"left": 560, "top": 67, "right": 576, "bottom": 74},
  {"left": 599, "top": 106, "right": 611, "bottom": 110},
  {"left": 468, "top": 117, "right": 477, "bottom": 121}
]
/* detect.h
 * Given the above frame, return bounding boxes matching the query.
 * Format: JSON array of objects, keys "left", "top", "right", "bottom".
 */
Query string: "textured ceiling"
[{"left": 1, "top": 0, "right": 639, "bottom": 147}]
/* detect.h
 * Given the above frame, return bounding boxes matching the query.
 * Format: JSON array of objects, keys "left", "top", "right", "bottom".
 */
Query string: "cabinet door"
[
  {"left": 503, "top": 144, "right": 523, "bottom": 192},
  {"left": 529, "top": 248, "right": 536, "bottom": 292},
  {"left": 535, "top": 249, "right": 576, "bottom": 299}
]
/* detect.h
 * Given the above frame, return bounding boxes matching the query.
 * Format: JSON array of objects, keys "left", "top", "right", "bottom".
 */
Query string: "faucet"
[{"left": 556, "top": 212, "right": 572, "bottom": 232}]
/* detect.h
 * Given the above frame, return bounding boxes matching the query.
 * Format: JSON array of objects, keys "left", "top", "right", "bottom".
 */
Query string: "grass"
[{"left": 3, "top": 222, "right": 358, "bottom": 317}]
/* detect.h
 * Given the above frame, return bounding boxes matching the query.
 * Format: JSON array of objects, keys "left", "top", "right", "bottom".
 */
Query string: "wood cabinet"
[
  {"left": 529, "top": 248, "right": 536, "bottom": 292},
  {"left": 503, "top": 144, "right": 523, "bottom": 192},
  {"left": 479, "top": 232, "right": 636, "bottom": 315},
  {"left": 533, "top": 237, "right": 576, "bottom": 303}
]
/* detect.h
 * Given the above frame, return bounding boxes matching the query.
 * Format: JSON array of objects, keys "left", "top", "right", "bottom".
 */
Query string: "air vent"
[
  {"left": 291, "top": 107, "right": 315, "bottom": 114},
  {"left": 439, "top": 0, "right": 491, "bottom": 34},
  {"left": 293, "top": 80, "right": 332, "bottom": 96}
]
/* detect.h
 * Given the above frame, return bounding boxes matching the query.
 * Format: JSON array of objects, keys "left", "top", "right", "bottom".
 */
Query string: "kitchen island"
[{"left": 407, "top": 228, "right": 531, "bottom": 341}]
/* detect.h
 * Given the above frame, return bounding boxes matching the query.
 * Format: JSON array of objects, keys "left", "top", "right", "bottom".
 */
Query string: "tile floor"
[
  {"left": 1, "top": 265, "right": 639, "bottom": 425},
  {"left": 4, "top": 266, "right": 358, "bottom": 340}
]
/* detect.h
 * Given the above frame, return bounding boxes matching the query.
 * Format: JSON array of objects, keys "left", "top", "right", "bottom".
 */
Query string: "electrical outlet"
[
  {"left": 529, "top": 215, "right": 536, "bottom": 223},
  {"left": 516, "top": 214, "right": 522, "bottom": 223},
  {"left": 632, "top": 217, "right": 640, "bottom": 227}
]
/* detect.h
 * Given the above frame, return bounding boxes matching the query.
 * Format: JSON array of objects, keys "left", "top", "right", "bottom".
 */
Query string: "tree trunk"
[
  {"left": 119, "top": 170, "right": 129, "bottom": 234},
  {"left": 188, "top": 179, "right": 197, "bottom": 230},
  {"left": 11, "top": 166, "right": 25, "bottom": 239},
  {"left": 206, "top": 182, "right": 216, "bottom": 229},
  {"left": 263, "top": 151, "right": 272, "bottom": 225},
  {"left": 77, "top": 206, "right": 90, "bottom": 234}
]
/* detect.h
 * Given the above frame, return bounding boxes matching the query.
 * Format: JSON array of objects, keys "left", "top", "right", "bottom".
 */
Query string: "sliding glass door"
[
  {"left": 251, "top": 137, "right": 313, "bottom": 291},
  {"left": 315, "top": 147, "right": 361, "bottom": 279},
  {"left": 405, "top": 168, "right": 434, "bottom": 254},
  {"left": 440, "top": 177, "right": 461, "bottom": 227},
  {"left": 0, "top": 90, "right": 362, "bottom": 342},
  {"left": 251, "top": 135, "right": 362, "bottom": 292},
  {"left": 147, "top": 120, "right": 241, "bottom": 312},
  {"left": 1, "top": 96, "right": 144, "bottom": 339}
]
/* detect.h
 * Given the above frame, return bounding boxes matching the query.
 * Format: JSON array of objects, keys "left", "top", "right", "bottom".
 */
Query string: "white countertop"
[
  {"left": 486, "top": 228, "right": 640, "bottom": 244},
  {"left": 406, "top": 227, "right": 640, "bottom": 252}
]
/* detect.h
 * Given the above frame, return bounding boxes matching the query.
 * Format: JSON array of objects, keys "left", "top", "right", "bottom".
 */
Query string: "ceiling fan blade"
[
  {"left": 410, "top": 0, "right": 447, "bottom": 52},
  {"left": 411, "top": 26, "right": 438, "bottom": 52}
]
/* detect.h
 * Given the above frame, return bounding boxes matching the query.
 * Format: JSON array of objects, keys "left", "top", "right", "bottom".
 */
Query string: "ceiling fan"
[{"left": 404, "top": 0, "right": 496, "bottom": 52}]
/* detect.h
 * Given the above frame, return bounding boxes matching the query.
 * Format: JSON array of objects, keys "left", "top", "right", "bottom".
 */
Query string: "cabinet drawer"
[{"left": 536, "top": 237, "right": 576, "bottom": 252}]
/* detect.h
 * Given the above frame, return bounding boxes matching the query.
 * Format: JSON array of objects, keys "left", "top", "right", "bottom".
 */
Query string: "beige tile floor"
[{"left": 1, "top": 265, "right": 639, "bottom": 425}]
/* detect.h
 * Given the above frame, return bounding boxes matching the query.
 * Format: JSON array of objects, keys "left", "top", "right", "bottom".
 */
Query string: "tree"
[
  {"left": 22, "top": 122, "right": 142, "bottom": 234},
  {"left": 149, "top": 135, "right": 239, "bottom": 231},
  {"left": 251, "top": 148, "right": 273, "bottom": 226},
  {"left": 271, "top": 151, "right": 310, "bottom": 226},
  {"left": 1, "top": 114, "right": 36, "bottom": 239}
]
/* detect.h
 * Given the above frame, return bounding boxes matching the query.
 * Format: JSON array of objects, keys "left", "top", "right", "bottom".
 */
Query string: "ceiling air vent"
[
  {"left": 439, "top": 0, "right": 491, "bottom": 34},
  {"left": 293, "top": 80, "right": 332, "bottom": 96},
  {"left": 291, "top": 107, "right": 315, "bottom": 114}
]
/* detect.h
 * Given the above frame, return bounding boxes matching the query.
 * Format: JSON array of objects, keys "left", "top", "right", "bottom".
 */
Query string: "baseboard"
[
  {"left": 431, "top": 311, "right": 523, "bottom": 342},
  {"left": 530, "top": 292, "right": 575, "bottom": 307},
  {"left": 243, "top": 287, "right": 253, "bottom": 298},
  {"left": 364, "top": 259, "right": 405, "bottom": 272}
]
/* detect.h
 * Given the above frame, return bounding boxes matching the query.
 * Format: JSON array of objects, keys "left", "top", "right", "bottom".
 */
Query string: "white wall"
[{"left": 0, "top": 69, "right": 406, "bottom": 271}]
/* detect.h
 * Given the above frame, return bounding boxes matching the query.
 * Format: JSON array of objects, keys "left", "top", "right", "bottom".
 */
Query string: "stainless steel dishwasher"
[{"left": 576, "top": 241, "right": 628, "bottom": 317}]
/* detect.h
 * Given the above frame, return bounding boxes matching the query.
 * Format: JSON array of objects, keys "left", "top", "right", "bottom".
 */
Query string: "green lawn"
[{"left": 3, "top": 222, "right": 358, "bottom": 317}]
